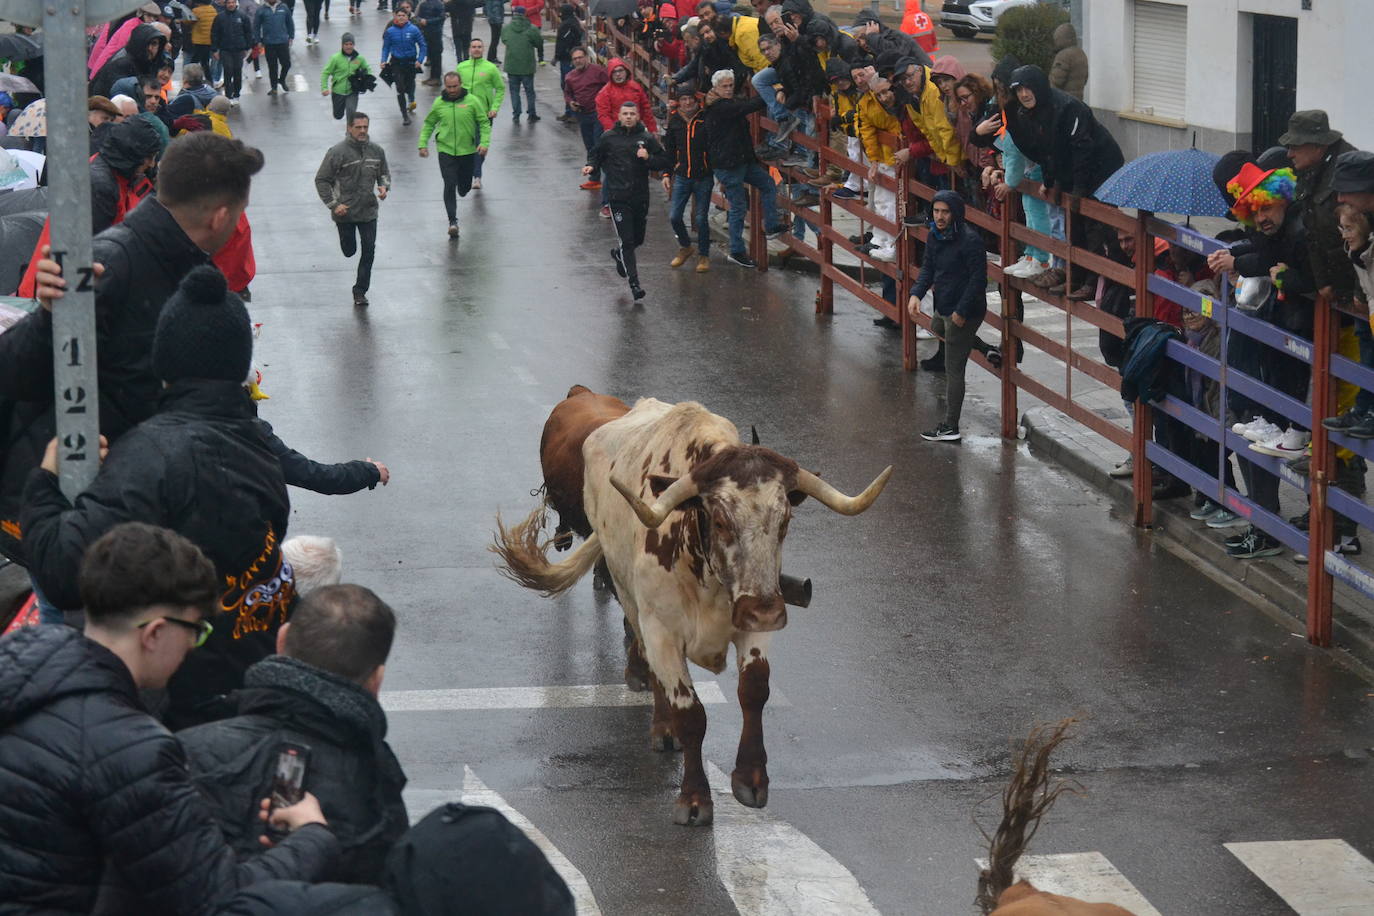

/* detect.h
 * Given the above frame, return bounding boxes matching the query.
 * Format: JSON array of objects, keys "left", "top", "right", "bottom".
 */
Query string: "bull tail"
[
  {"left": 974, "top": 718, "right": 1081, "bottom": 914},
  {"left": 491, "top": 506, "right": 604, "bottom": 597}
]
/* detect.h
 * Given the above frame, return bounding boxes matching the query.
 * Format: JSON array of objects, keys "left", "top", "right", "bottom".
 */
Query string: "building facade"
[{"left": 1082, "top": 0, "right": 1371, "bottom": 159}]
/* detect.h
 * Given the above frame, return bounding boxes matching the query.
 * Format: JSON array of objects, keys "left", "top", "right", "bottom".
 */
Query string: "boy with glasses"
[{"left": 0, "top": 523, "right": 339, "bottom": 913}]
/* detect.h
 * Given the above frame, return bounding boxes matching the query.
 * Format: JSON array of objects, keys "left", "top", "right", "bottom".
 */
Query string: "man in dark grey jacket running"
[{"left": 315, "top": 111, "right": 391, "bottom": 307}]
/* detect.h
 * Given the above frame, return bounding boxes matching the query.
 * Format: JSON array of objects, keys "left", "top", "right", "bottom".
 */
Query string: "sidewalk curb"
[{"left": 1021, "top": 406, "right": 1374, "bottom": 674}]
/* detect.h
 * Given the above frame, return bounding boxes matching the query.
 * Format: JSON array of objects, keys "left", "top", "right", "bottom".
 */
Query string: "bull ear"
[
  {"left": 648, "top": 475, "right": 678, "bottom": 497},
  {"left": 750, "top": 425, "right": 760, "bottom": 445}
]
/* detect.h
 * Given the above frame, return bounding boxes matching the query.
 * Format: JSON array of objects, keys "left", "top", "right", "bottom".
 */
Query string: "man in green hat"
[{"left": 1283, "top": 110, "right": 1359, "bottom": 306}]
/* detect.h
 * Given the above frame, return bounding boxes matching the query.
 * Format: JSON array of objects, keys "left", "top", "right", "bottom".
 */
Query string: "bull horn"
[
  {"left": 794, "top": 466, "right": 893, "bottom": 516},
  {"left": 610, "top": 474, "right": 701, "bottom": 528}
]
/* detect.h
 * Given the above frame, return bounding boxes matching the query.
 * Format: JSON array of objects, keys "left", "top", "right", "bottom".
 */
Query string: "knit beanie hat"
[
  {"left": 153, "top": 265, "right": 253, "bottom": 383},
  {"left": 341, "top": 31, "right": 355, "bottom": 44}
]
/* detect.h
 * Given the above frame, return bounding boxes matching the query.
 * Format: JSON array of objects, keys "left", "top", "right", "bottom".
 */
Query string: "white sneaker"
[
  {"left": 1250, "top": 427, "right": 1311, "bottom": 458},
  {"left": 870, "top": 246, "right": 896, "bottom": 262},
  {"left": 471, "top": 177, "right": 482, "bottom": 190},
  {"left": 1004, "top": 257, "right": 1037, "bottom": 278},
  {"left": 915, "top": 326, "right": 935, "bottom": 340},
  {"left": 1242, "top": 419, "right": 1283, "bottom": 442},
  {"left": 1108, "top": 456, "right": 1133, "bottom": 478}
]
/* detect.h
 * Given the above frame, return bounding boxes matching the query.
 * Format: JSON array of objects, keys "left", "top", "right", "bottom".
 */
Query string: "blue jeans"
[
  {"left": 559, "top": 61, "right": 573, "bottom": 114},
  {"left": 577, "top": 110, "right": 608, "bottom": 205},
  {"left": 669, "top": 175, "right": 713, "bottom": 254},
  {"left": 750, "top": 67, "right": 788, "bottom": 123},
  {"left": 715, "top": 163, "right": 780, "bottom": 255},
  {"left": 508, "top": 72, "right": 535, "bottom": 116},
  {"left": 30, "top": 576, "right": 63, "bottom": 625}
]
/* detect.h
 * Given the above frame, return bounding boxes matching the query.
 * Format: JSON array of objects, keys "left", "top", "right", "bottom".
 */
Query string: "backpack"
[{"left": 1120, "top": 317, "right": 1182, "bottom": 405}]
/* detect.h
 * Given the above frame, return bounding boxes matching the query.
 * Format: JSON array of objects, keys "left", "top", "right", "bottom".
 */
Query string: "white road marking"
[
  {"left": 1225, "top": 839, "right": 1374, "bottom": 915},
  {"left": 705, "top": 761, "right": 880, "bottom": 916},
  {"left": 290, "top": 73, "right": 309, "bottom": 92},
  {"left": 513, "top": 365, "right": 538, "bottom": 386},
  {"left": 488, "top": 331, "right": 510, "bottom": 350},
  {"left": 381, "top": 680, "right": 730, "bottom": 712},
  {"left": 400, "top": 771, "right": 603, "bottom": 915},
  {"left": 972, "top": 852, "right": 1161, "bottom": 916}
]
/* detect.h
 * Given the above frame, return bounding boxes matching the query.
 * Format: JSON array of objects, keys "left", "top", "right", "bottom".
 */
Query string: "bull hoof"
[
  {"left": 624, "top": 667, "right": 652, "bottom": 693},
  {"left": 649, "top": 732, "right": 679, "bottom": 752},
  {"left": 592, "top": 568, "right": 613, "bottom": 591},
  {"left": 672, "top": 795, "right": 714, "bottom": 826},
  {"left": 731, "top": 771, "right": 769, "bottom": 809}
]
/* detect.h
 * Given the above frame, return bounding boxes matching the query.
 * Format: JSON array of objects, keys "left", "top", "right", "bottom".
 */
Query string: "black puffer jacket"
[
  {"left": 586, "top": 121, "right": 670, "bottom": 203},
  {"left": 259, "top": 419, "right": 383, "bottom": 494},
  {"left": 865, "top": 23, "right": 931, "bottom": 68},
  {"left": 179, "top": 655, "right": 409, "bottom": 885},
  {"left": 1005, "top": 64, "right": 1122, "bottom": 197},
  {"left": 662, "top": 110, "right": 711, "bottom": 179},
  {"left": 803, "top": 15, "right": 859, "bottom": 65},
  {"left": 90, "top": 116, "right": 162, "bottom": 234},
  {"left": 0, "top": 627, "right": 340, "bottom": 914},
  {"left": 90, "top": 23, "right": 169, "bottom": 98},
  {"left": 217, "top": 881, "right": 398, "bottom": 915},
  {"left": 20, "top": 378, "right": 295, "bottom": 727},
  {"left": 910, "top": 189, "right": 988, "bottom": 322},
  {"left": 774, "top": 34, "right": 827, "bottom": 110},
  {"left": 703, "top": 93, "right": 765, "bottom": 170},
  {"left": 0, "top": 197, "right": 210, "bottom": 566}
]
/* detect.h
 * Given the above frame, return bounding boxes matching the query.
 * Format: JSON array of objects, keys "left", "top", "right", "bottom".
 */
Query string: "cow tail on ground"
[
  {"left": 974, "top": 718, "right": 1082, "bottom": 914},
  {"left": 491, "top": 506, "right": 604, "bottom": 597}
]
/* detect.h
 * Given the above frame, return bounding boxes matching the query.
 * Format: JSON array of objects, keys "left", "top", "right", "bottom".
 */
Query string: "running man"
[
  {"left": 454, "top": 37, "right": 503, "bottom": 188},
  {"left": 315, "top": 112, "right": 391, "bottom": 307},
  {"left": 418, "top": 71, "right": 492, "bottom": 239},
  {"left": 584, "top": 100, "right": 669, "bottom": 301}
]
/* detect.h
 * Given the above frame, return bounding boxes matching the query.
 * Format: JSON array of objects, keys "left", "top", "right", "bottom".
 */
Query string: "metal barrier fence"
[{"left": 601, "top": 21, "right": 1363, "bottom": 646}]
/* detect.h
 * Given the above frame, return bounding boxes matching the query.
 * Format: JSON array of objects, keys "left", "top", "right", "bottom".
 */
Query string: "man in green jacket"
[
  {"left": 320, "top": 33, "right": 371, "bottom": 130},
  {"left": 454, "top": 38, "right": 503, "bottom": 189},
  {"left": 500, "top": 6, "right": 542, "bottom": 122},
  {"left": 418, "top": 71, "right": 493, "bottom": 239}
]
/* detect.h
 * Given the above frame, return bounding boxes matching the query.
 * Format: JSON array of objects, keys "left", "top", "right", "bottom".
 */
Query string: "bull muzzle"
[{"left": 733, "top": 593, "right": 788, "bottom": 632}]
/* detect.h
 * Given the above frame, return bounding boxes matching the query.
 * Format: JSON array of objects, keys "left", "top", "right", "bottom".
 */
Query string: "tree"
[{"left": 991, "top": 4, "right": 1070, "bottom": 75}]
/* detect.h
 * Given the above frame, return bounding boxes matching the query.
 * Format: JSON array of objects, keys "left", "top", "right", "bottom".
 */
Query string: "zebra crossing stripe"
[
  {"left": 381, "top": 680, "right": 730, "bottom": 712},
  {"left": 704, "top": 761, "right": 880, "bottom": 916},
  {"left": 1225, "top": 839, "right": 1374, "bottom": 915},
  {"left": 400, "top": 769, "right": 603, "bottom": 915},
  {"left": 972, "top": 852, "right": 1161, "bottom": 916}
]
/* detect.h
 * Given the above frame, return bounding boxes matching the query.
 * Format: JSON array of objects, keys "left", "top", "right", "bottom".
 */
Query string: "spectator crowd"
[{"left": 3, "top": 0, "right": 1374, "bottom": 909}]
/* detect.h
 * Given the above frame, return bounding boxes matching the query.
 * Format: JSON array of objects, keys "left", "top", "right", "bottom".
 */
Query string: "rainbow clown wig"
[{"left": 1227, "top": 162, "right": 1297, "bottom": 228}]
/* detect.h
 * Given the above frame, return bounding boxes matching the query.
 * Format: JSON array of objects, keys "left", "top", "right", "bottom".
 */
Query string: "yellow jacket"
[
  {"left": 832, "top": 86, "right": 861, "bottom": 138},
  {"left": 858, "top": 92, "right": 899, "bottom": 165},
  {"left": 728, "top": 16, "right": 769, "bottom": 73},
  {"left": 191, "top": 2, "right": 217, "bottom": 45},
  {"left": 903, "top": 66, "right": 962, "bottom": 168}
]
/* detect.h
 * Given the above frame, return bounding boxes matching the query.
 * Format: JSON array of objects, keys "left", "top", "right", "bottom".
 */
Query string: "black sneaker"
[
  {"left": 984, "top": 346, "right": 1002, "bottom": 370},
  {"left": 611, "top": 248, "right": 627, "bottom": 278},
  {"left": 1295, "top": 535, "right": 1362, "bottom": 565},
  {"left": 630, "top": 283, "right": 646, "bottom": 301},
  {"left": 1323, "top": 408, "right": 1370, "bottom": 431},
  {"left": 448, "top": 221, "right": 459, "bottom": 239},
  {"left": 1348, "top": 413, "right": 1374, "bottom": 439},
  {"left": 728, "top": 251, "right": 757, "bottom": 268},
  {"left": 903, "top": 214, "right": 923, "bottom": 227},
  {"left": 352, "top": 289, "right": 368, "bottom": 307},
  {"left": 919, "top": 354, "right": 945, "bottom": 372},
  {"left": 848, "top": 231, "right": 873, "bottom": 246},
  {"left": 1290, "top": 510, "right": 1309, "bottom": 532},
  {"left": 872, "top": 316, "right": 899, "bottom": 330},
  {"left": 402, "top": 112, "right": 412, "bottom": 125},
  {"left": 1227, "top": 529, "right": 1282, "bottom": 558},
  {"left": 528, "top": 113, "right": 541, "bottom": 121},
  {"left": 765, "top": 222, "right": 790, "bottom": 239},
  {"left": 1224, "top": 525, "right": 1256, "bottom": 548},
  {"left": 921, "top": 423, "right": 961, "bottom": 442}
]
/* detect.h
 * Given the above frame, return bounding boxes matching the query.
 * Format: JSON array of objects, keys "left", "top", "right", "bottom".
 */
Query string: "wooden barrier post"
[
  {"left": 1307, "top": 295, "right": 1336, "bottom": 646},
  {"left": 816, "top": 99, "right": 834, "bottom": 314},
  {"left": 896, "top": 161, "right": 917, "bottom": 371}
]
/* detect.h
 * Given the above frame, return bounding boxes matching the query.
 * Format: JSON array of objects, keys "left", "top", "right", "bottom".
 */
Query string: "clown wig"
[{"left": 1228, "top": 167, "right": 1297, "bottom": 227}]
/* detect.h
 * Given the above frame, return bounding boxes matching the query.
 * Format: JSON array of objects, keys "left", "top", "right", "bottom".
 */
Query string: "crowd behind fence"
[{"left": 594, "top": 11, "right": 1374, "bottom": 648}]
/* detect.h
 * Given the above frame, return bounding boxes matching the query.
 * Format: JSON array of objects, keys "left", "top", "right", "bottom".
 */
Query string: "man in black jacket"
[
  {"left": 90, "top": 22, "right": 168, "bottom": 98},
  {"left": 22, "top": 266, "right": 297, "bottom": 727},
  {"left": 212, "top": 0, "right": 256, "bottom": 102},
  {"left": 850, "top": 9, "right": 930, "bottom": 68},
  {"left": 662, "top": 90, "right": 713, "bottom": 273},
  {"left": 180, "top": 584, "right": 407, "bottom": 885},
  {"left": 906, "top": 190, "right": 987, "bottom": 443},
  {"left": 584, "top": 100, "right": 670, "bottom": 301},
  {"left": 0, "top": 132, "right": 264, "bottom": 598},
  {"left": 0, "top": 522, "right": 337, "bottom": 913},
  {"left": 1006, "top": 63, "right": 1123, "bottom": 299},
  {"left": 702, "top": 68, "right": 789, "bottom": 268}
]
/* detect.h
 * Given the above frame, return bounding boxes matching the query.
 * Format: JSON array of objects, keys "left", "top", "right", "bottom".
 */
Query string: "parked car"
[{"left": 940, "top": 0, "right": 1059, "bottom": 39}]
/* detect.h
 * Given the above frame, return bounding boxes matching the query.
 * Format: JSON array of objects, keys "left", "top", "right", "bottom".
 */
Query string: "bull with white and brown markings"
[{"left": 494, "top": 394, "right": 891, "bottom": 826}]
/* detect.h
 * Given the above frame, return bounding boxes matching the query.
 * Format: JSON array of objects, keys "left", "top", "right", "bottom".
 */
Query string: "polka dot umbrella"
[{"left": 1095, "top": 147, "right": 1230, "bottom": 218}]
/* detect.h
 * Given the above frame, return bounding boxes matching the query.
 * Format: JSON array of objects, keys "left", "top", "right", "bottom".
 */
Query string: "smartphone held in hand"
[{"left": 270, "top": 742, "right": 311, "bottom": 810}]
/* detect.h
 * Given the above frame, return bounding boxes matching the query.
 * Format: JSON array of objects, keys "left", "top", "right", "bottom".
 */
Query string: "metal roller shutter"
[{"left": 1131, "top": 0, "right": 1188, "bottom": 120}]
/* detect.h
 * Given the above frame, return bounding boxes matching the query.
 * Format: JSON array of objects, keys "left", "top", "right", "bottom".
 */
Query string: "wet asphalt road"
[{"left": 234, "top": 19, "right": 1374, "bottom": 914}]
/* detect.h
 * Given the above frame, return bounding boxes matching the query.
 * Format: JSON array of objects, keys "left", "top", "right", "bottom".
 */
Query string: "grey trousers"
[{"left": 931, "top": 311, "right": 984, "bottom": 428}]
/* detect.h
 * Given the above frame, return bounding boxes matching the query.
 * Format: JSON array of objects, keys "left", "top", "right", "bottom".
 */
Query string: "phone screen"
[{"left": 270, "top": 743, "right": 310, "bottom": 809}]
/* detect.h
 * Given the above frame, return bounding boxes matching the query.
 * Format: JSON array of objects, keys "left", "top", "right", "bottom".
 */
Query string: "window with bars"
[{"left": 1131, "top": 0, "right": 1187, "bottom": 121}]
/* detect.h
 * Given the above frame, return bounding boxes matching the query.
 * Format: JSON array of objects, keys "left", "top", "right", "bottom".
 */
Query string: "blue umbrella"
[{"left": 1095, "top": 148, "right": 1230, "bottom": 218}]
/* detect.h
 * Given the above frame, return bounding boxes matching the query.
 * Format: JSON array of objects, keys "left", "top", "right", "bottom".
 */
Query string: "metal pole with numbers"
[{"left": 0, "top": 0, "right": 141, "bottom": 498}]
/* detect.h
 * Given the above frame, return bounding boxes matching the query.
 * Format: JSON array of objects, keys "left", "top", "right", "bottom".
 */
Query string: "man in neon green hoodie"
[
  {"left": 418, "top": 71, "right": 492, "bottom": 239},
  {"left": 454, "top": 38, "right": 503, "bottom": 189},
  {"left": 320, "top": 33, "right": 371, "bottom": 130}
]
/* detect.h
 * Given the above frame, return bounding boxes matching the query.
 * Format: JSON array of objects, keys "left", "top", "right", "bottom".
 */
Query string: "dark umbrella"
[
  {"left": 0, "top": 32, "right": 42, "bottom": 62},
  {"left": 0, "top": 211, "right": 46, "bottom": 296},
  {"left": 1095, "top": 147, "right": 1230, "bottom": 218},
  {"left": 588, "top": 0, "right": 639, "bottom": 18}
]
